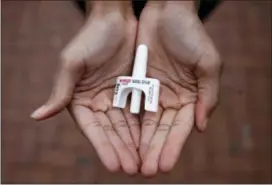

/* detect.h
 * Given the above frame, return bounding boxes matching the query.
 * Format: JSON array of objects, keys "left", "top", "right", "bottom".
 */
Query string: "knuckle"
[
  {"left": 60, "top": 44, "right": 77, "bottom": 61},
  {"left": 60, "top": 57, "right": 74, "bottom": 70},
  {"left": 80, "top": 121, "right": 100, "bottom": 130},
  {"left": 143, "top": 119, "right": 157, "bottom": 127},
  {"left": 112, "top": 120, "right": 127, "bottom": 129},
  {"left": 174, "top": 119, "right": 193, "bottom": 128},
  {"left": 47, "top": 94, "right": 71, "bottom": 108},
  {"left": 157, "top": 123, "right": 171, "bottom": 131},
  {"left": 59, "top": 95, "right": 72, "bottom": 104},
  {"left": 103, "top": 125, "right": 114, "bottom": 132},
  {"left": 126, "top": 142, "right": 135, "bottom": 149},
  {"left": 125, "top": 114, "right": 140, "bottom": 127},
  {"left": 128, "top": 120, "right": 140, "bottom": 128},
  {"left": 59, "top": 52, "right": 82, "bottom": 71},
  {"left": 60, "top": 51, "right": 71, "bottom": 66},
  {"left": 129, "top": 123, "right": 139, "bottom": 128},
  {"left": 172, "top": 120, "right": 182, "bottom": 126},
  {"left": 202, "top": 48, "right": 222, "bottom": 73},
  {"left": 60, "top": 51, "right": 68, "bottom": 62}
]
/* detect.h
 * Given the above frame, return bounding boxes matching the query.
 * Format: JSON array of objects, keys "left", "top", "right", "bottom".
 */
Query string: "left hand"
[
  {"left": 31, "top": 1, "right": 140, "bottom": 174},
  {"left": 136, "top": 1, "right": 222, "bottom": 176}
]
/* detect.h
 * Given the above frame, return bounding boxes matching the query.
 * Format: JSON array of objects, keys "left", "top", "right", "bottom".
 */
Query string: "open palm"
[
  {"left": 31, "top": 13, "right": 140, "bottom": 174},
  {"left": 137, "top": 3, "right": 222, "bottom": 176}
]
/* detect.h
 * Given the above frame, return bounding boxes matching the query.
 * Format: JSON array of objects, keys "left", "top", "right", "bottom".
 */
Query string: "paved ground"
[{"left": 1, "top": 1, "right": 271, "bottom": 183}]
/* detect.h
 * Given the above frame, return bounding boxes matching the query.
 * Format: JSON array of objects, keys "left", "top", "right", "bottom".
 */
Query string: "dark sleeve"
[
  {"left": 74, "top": 0, "right": 86, "bottom": 15},
  {"left": 131, "top": 0, "right": 147, "bottom": 20},
  {"left": 198, "top": 0, "right": 222, "bottom": 21}
]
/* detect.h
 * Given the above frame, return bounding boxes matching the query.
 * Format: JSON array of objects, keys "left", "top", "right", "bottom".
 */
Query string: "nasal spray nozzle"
[{"left": 113, "top": 44, "right": 160, "bottom": 113}]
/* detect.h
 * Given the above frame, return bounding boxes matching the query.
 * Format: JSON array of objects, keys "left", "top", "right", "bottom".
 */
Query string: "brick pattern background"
[{"left": 1, "top": 1, "right": 271, "bottom": 183}]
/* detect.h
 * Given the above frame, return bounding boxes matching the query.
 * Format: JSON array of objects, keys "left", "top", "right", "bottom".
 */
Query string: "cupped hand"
[
  {"left": 137, "top": 1, "right": 222, "bottom": 176},
  {"left": 31, "top": 4, "right": 140, "bottom": 175}
]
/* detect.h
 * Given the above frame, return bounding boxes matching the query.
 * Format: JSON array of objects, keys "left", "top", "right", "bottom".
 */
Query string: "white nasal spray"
[
  {"left": 130, "top": 45, "right": 148, "bottom": 113},
  {"left": 112, "top": 44, "right": 160, "bottom": 113}
]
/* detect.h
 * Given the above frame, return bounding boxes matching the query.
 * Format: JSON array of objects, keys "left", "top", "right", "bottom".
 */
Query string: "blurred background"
[{"left": 1, "top": 0, "right": 271, "bottom": 183}]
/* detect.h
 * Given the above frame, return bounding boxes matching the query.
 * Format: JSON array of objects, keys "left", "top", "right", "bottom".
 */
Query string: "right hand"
[
  {"left": 136, "top": 1, "right": 222, "bottom": 176},
  {"left": 31, "top": 2, "right": 140, "bottom": 175}
]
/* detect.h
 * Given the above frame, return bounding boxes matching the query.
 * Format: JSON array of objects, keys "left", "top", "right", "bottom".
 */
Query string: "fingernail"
[{"left": 30, "top": 106, "right": 46, "bottom": 119}]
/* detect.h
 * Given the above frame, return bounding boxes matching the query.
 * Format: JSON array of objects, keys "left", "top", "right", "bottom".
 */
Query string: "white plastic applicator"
[
  {"left": 130, "top": 44, "right": 148, "bottom": 113},
  {"left": 112, "top": 44, "right": 160, "bottom": 113}
]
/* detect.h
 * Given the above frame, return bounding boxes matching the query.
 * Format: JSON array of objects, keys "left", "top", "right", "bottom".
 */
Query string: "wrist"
[
  {"left": 144, "top": 1, "right": 197, "bottom": 16},
  {"left": 87, "top": 1, "right": 134, "bottom": 20},
  {"left": 165, "top": 1, "right": 197, "bottom": 13}
]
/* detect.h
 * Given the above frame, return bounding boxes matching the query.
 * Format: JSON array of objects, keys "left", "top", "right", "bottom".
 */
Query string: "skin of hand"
[
  {"left": 136, "top": 1, "right": 222, "bottom": 176},
  {"left": 30, "top": 2, "right": 141, "bottom": 175}
]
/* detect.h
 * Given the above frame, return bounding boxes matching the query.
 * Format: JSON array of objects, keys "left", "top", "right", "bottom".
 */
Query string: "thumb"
[
  {"left": 31, "top": 58, "right": 83, "bottom": 121},
  {"left": 195, "top": 53, "right": 222, "bottom": 131}
]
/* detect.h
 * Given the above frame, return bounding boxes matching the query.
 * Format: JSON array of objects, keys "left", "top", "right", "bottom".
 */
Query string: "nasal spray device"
[{"left": 113, "top": 44, "right": 160, "bottom": 113}]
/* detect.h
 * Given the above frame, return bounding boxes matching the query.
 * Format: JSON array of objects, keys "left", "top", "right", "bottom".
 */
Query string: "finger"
[
  {"left": 139, "top": 107, "right": 163, "bottom": 160},
  {"left": 107, "top": 108, "right": 140, "bottom": 164},
  {"left": 195, "top": 53, "right": 222, "bottom": 131},
  {"left": 159, "top": 104, "right": 194, "bottom": 172},
  {"left": 123, "top": 106, "right": 141, "bottom": 148},
  {"left": 69, "top": 105, "right": 120, "bottom": 172},
  {"left": 196, "top": 76, "right": 219, "bottom": 131},
  {"left": 141, "top": 109, "right": 177, "bottom": 177},
  {"left": 95, "top": 112, "right": 138, "bottom": 175},
  {"left": 31, "top": 59, "right": 83, "bottom": 120}
]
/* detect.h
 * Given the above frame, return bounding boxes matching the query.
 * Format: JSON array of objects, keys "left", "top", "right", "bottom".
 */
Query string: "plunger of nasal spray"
[{"left": 130, "top": 44, "right": 148, "bottom": 114}]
